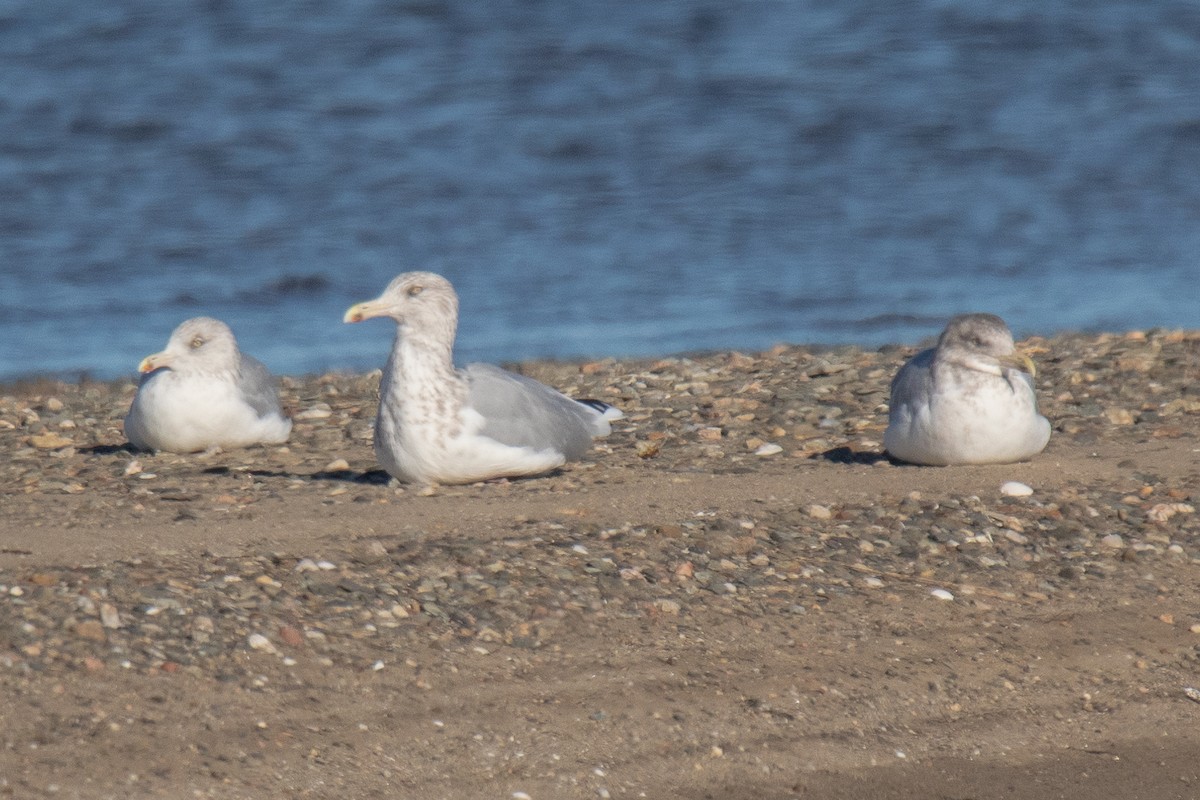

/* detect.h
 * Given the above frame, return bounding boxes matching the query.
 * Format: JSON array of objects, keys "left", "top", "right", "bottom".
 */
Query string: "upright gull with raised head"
[
  {"left": 344, "top": 272, "right": 622, "bottom": 486},
  {"left": 884, "top": 313, "right": 1050, "bottom": 465},
  {"left": 124, "top": 317, "right": 292, "bottom": 453}
]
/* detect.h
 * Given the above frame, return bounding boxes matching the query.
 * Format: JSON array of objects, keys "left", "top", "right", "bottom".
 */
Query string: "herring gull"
[
  {"left": 884, "top": 313, "right": 1050, "bottom": 465},
  {"left": 124, "top": 317, "right": 292, "bottom": 453},
  {"left": 343, "top": 272, "right": 622, "bottom": 485}
]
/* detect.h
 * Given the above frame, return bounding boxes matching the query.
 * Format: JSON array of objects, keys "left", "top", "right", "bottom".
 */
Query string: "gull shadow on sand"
[
  {"left": 81, "top": 443, "right": 137, "bottom": 456},
  {"left": 308, "top": 468, "right": 393, "bottom": 485},
  {"left": 308, "top": 466, "right": 587, "bottom": 487},
  {"left": 193, "top": 465, "right": 391, "bottom": 485},
  {"left": 811, "top": 446, "right": 891, "bottom": 466}
]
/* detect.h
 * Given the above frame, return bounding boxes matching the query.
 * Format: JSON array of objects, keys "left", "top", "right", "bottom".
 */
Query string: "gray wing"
[
  {"left": 888, "top": 347, "right": 936, "bottom": 415},
  {"left": 464, "top": 363, "right": 600, "bottom": 459},
  {"left": 236, "top": 354, "right": 284, "bottom": 418}
]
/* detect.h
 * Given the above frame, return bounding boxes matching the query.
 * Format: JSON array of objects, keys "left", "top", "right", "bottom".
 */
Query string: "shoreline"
[
  {"left": 2, "top": 328, "right": 1199, "bottom": 798},
  {"left": 3, "top": 324, "right": 1195, "bottom": 392}
]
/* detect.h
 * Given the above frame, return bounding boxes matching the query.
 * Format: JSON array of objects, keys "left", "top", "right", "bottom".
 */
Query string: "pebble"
[
  {"left": 1147, "top": 503, "right": 1194, "bottom": 523},
  {"left": 806, "top": 504, "right": 832, "bottom": 520},
  {"left": 278, "top": 626, "right": 304, "bottom": 647},
  {"left": 1000, "top": 481, "right": 1033, "bottom": 498},
  {"left": 30, "top": 432, "right": 73, "bottom": 450},
  {"left": 74, "top": 620, "right": 107, "bottom": 641},
  {"left": 754, "top": 442, "right": 783, "bottom": 456},
  {"left": 1099, "top": 534, "right": 1125, "bottom": 548},
  {"left": 294, "top": 403, "right": 333, "bottom": 420},
  {"left": 1104, "top": 408, "right": 1135, "bottom": 425},
  {"left": 655, "top": 599, "right": 682, "bottom": 615},
  {"left": 247, "top": 634, "right": 276, "bottom": 653},
  {"left": 99, "top": 603, "right": 121, "bottom": 629},
  {"left": 930, "top": 589, "right": 955, "bottom": 601}
]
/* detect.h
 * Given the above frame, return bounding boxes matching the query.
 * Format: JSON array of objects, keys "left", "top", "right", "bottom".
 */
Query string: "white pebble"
[
  {"left": 512, "top": 793, "right": 533, "bottom": 800},
  {"left": 294, "top": 403, "right": 333, "bottom": 420},
  {"left": 372, "top": 660, "right": 385, "bottom": 671},
  {"left": 1000, "top": 481, "right": 1033, "bottom": 497},
  {"left": 754, "top": 442, "right": 783, "bottom": 456},
  {"left": 930, "top": 588, "right": 955, "bottom": 601},
  {"left": 1100, "top": 533, "right": 1124, "bottom": 548},
  {"left": 247, "top": 634, "right": 276, "bottom": 653}
]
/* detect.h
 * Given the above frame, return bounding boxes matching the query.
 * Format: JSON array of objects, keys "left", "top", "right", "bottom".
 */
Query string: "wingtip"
[{"left": 576, "top": 398, "right": 623, "bottom": 421}]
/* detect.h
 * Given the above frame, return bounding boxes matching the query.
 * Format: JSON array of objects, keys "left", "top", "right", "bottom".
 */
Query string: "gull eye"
[
  {"left": 190, "top": 336, "right": 205, "bottom": 349},
  {"left": 406, "top": 285, "right": 424, "bottom": 297}
]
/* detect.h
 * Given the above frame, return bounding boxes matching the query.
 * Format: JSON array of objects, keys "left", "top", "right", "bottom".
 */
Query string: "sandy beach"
[{"left": 2, "top": 329, "right": 1199, "bottom": 799}]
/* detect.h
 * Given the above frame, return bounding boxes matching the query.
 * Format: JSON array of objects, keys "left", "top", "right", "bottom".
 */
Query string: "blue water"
[{"left": 2, "top": 1, "right": 1198, "bottom": 382}]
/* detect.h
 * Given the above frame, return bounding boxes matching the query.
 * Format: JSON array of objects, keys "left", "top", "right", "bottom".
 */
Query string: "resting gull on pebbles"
[
  {"left": 344, "top": 271, "right": 622, "bottom": 486},
  {"left": 124, "top": 317, "right": 292, "bottom": 453},
  {"left": 884, "top": 313, "right": 1050, "bottom": 465}
]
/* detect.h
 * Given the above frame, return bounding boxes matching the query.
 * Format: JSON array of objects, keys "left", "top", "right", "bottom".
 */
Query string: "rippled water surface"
[{"left": 2, "top": 1, "right": 1198, "bottom": 381}]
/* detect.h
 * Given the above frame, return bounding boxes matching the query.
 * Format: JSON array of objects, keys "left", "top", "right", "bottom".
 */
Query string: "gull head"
[
  {"left": 938, "top": 313, "right": 1036, "bottom": 376},
  {"left": 343, "top": 271, "right": 459, "bottom": 331},
  {"left": 138, "top": 317, "right": 240, "bottom": 375}
]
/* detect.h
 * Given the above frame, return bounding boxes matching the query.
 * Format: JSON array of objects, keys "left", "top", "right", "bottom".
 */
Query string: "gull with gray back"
[
  {"left": 344, "top": 272, "right": 622, "bottom": 486},
  {"left": 884, "top": 313, "right": 1050, "bottom": 465},
  {"left": 124, "top": 317, "right": 292, "bottom": 453}
]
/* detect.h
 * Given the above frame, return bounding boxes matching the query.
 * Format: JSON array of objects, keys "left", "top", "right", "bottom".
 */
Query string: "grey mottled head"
[
  {"left": 937, "top": 313, "right": 1015, "bottom": 357},
  {"left": 343, "top": 271, "right": 460, "bottom": 349},
  {"left": 935, "top": 313, "right": 1038, "bottom": 376},
  {"left": 138, "top": 317, "right": 241, "bottom": 376}
]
